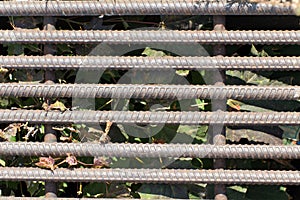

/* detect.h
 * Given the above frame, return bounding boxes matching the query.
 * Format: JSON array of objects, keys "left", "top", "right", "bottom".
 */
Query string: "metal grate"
[{"left": 0, "top": 0, "right": 299, "bottom": 199}]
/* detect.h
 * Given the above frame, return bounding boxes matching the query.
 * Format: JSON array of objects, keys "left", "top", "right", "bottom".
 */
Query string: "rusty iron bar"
[
  {"left": 1, "top": 142, "right": 300, "bottom": 159},
  {"left": 43, "top": 15, "right": 58, "bottom": 198},
  {"left": 0, "top": 30, "right": 298, "bottom": 44},
  {"left": 0, "top": 1, "right": 294, "bottom": 16},
  {"left": 0, "top": 198, "right": 109, "bottom": 200},
  {"left": 0, "top": 56, "right": 299, "bottom": 71},
  {"left": 0, "top": 110, "right": 300, "bottom": 125},
  {"left": 212, "top": 14, "right": 227, "bottom": 199},
  {"left": 1, "top": 167, "right": 300, "bottom": 185},
  {"left": 0, "top": 198, "right": 111, "bottom": 200},
  {"left": 0, "top": 83, "right": 300, "bottom": 100}
]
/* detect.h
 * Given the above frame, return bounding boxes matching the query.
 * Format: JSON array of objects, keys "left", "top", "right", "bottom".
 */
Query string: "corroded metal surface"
[
  {"left": 0, "top": 142, "right": 299, "bottom": 159},
  {"left": 0, "top": 1, "right": 294, "bottom": 16},
  {"left": 0, "top": 110, "right": 299, "bottom": 125},
  {"left": 0, "top": 30, "right": 298, "bottom": 44},
  {"left": 1, "top": 167, "right": 300, "bottom": 185},
  {"left": 0, "top": 56, "right": 299, "bottom": 70},
  {"left": 0, "top": 83, "right": 299, "bottom": 100}
]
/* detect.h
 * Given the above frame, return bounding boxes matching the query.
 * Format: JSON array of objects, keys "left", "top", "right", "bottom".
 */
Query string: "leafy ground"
[{"left": 0, "top": 14, "right": 299, "bottom": 199}]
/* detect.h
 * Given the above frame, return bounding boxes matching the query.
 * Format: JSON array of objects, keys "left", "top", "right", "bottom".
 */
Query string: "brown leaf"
[
  {"left": 93, "top": 157, "right": 110, "bottom": 168},
  {"left": 42, "top": 100, "right": 67, "bottom": 112},
  {"left": 35, "top": 156, "right": 57, "bottom": 170},
  {"left": 4, "top": 123, "right": 22, "bottom": 136},
  {"left": 105, "top": 120, "right": 113, "bottom": 134},
  {"left": 66, "top": 153, "right": 78, "bottom": 166}
]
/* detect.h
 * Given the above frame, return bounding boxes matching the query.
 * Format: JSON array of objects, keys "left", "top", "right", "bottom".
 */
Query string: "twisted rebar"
[
  {"left": 0, "top": 110, "right": 300, "bottom": 125},
  {"left": 0, "top": 198, "right": 105, "bottom": 200},
  {"left": 0, "top": 30, "right": 298, "bottom": 44},
  {"left": 1, "top": 142, "right": 300, "bottom": 159},
  {"left": 1, "top": 56, "right": 300, "bottom": 70},
  {"left": 0, "top": 83, "right": 300, "bottom": 100},
  {"left": 0, "top": 1, "right": 294, "bottom": 16},
  {"left": 1, "top": 167, "right": 299, "bottom": 185}
]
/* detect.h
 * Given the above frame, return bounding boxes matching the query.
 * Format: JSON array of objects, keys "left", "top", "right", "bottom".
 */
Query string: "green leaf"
[
  {"left": 250, "top": 44, "right": 259, "bottom": 56},
  {"left": 230, "top": 185, "right": 247, "bottom": 193},
  {"left": 176, "top": 70, "right": 189, "bottom": 76},
  {"left": 0, "top": 98, "right": 9, "bottom": 108},
  {"left": 0, "top": 159, "right": 5, "bottom": 166},
  {"left": 57, "top": 44, "right": 73, "bottom": 55},
  {"left": 83, "top": 182, "right": 106, "bottom": 197},
  {"left": 246, "top": 186, "right": 289, "bottom": 200},
  {"left": 226, "top": 70, "right": 285, "bottom": 86},
  {"left": 5, "top": 44, "right": 24, "bottom": 55},
  {"left": 280, "top": 125, "right": 300, "bottom": 140},
  {"left": 226, "top": 186, "right": 249, "bottom": 200},
  {"left": 195, "top": 99, "right": 207, "bottom": 110},
  {"left": 27, "top": 181, "right": 45, "bottom": 197},
  {"left": 250, "top": 45, "right": 269, "bottom": 57},
  {"left": 142, "top": 47, "right": 166, "bottom": 57},
  {"left": 9, "top": 136, "right": 16, "bottom": 142},
  {"left": 187, "top": 184, "right": 206, "bottom": 199}
]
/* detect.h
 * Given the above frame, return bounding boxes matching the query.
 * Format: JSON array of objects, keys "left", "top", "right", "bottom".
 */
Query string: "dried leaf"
[
  {"left": 0, "top": 67, "right": 8, "bottom": 74},
  {"left": 50, "top": 100, "right": 67, "bottom": 112},
  {"left": 105, "top": 120, "right": 113, "bottom": 135},
  {"left": 99, "top": 134, "right": 110, "bottom": 143},
  {"left": 42, "top": 102, "right": 49, "bottom": 111},
  {"left": 0, "top": 130, "right": 7, "bottom": 141},
  {"left": 22, "top": 126, "right": 38, "bottom": 141},
  {"left": 35, "top": 156, "right": 57, "bottom": 170},
  {"left": 43, "top": 100, "right": 67, "bottom": 112},
  {"left": 152, "top": 138, "right": 166, "bottom": 144},
  {"left": 227, "top": 99, "right": 241, "bottom": 111},
  {"left": 93, "top": 157, "right": 110, "bottom": 168},
  {"left": 60, "top": 136, "right": 73, "bottom": 142},
  {"left": 3, "top": 123, "right": 23, "bottom": 141},
  {"left": 66, "top": 153, "right": 78, "bottom": 166}
]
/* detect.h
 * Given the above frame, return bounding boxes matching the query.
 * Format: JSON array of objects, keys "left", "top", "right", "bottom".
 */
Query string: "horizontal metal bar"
[
  {"left": 0, "top": 30, "right": 298, "bottom": 44},
  {"left": 0, "top": 110, "right": 300, "bottom": 125},
  {"left": 0, "top": 198, "right": 107, "bottom": 200},
  {"left": 1, "top": 83, "right": 300, "bottom": 100},
  {"left": 0, "top": 198, "right": 109, "bottom": 200},
  {"left": 1, "top": 56, "right": 300, "bottom": 71},
  {"left": 0, "top": 1, "right": 294, "bottom": 16},
  {"left": 0, "top": 167, "right": 299, "bottom": 185},
  {"left": 1, "top": 142, "right": 300, "bottom": 159}
]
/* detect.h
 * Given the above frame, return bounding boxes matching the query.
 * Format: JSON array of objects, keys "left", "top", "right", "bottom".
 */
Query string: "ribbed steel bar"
[
  {"left": 0, "top": 30, "right": 298, "bottom": 44},
  {"left": 43, "top": 14, "right": 58, "bottom": 198},
  {"left": 1, "top": 167, "right": 299, "bottom": 185},
  {"left": 0, "top": 110, "right": 300, "bottom": 125},
  {"left": 1, "top": 56, "right": 300, "bottom": 71},
  {"left": 1, "top": 83, "right": 300, "bottom": 100},
  {"left": 0, "top": 198, "right": 109, "bottom": 200},
  {"left": 1, "top": 142, "right": 300, "bottom": 159},
  {"left": 0, "top": 198, "right": 111, "bottom": 200},
  {"left": 0, "top": 1, "right": 294, "bottom": 16},
  {"left": 212, "top": 14, "right": 227, "bottom": 199}
]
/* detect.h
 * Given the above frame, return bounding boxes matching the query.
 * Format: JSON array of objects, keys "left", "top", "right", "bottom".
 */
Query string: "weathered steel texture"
[
  {"left": 0, "top": 83, "right": 299, "bottom": 100},
  {"left": 0, "top": 56, "right": 299, "bottom": 71},
  {"left": 43, "top": 15, "right": 58, "bottom": 198},
  {"left": 1, "top": 142, "right": 300, "bottom": 159},
  {"left": 0, "top": 30, "right": 298, "bottom": 44},
  {"left": 0, "top": 110, "right": 300, "bottom": 125},
  {"left": 0, "top": 1, "right": 294, "bottom": 16},
  {"left": 1, "top": 168, "right": 300, "bottom": 185},
  {"left": 212, "top": 14, "right": 227, "bottom": 198}
]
